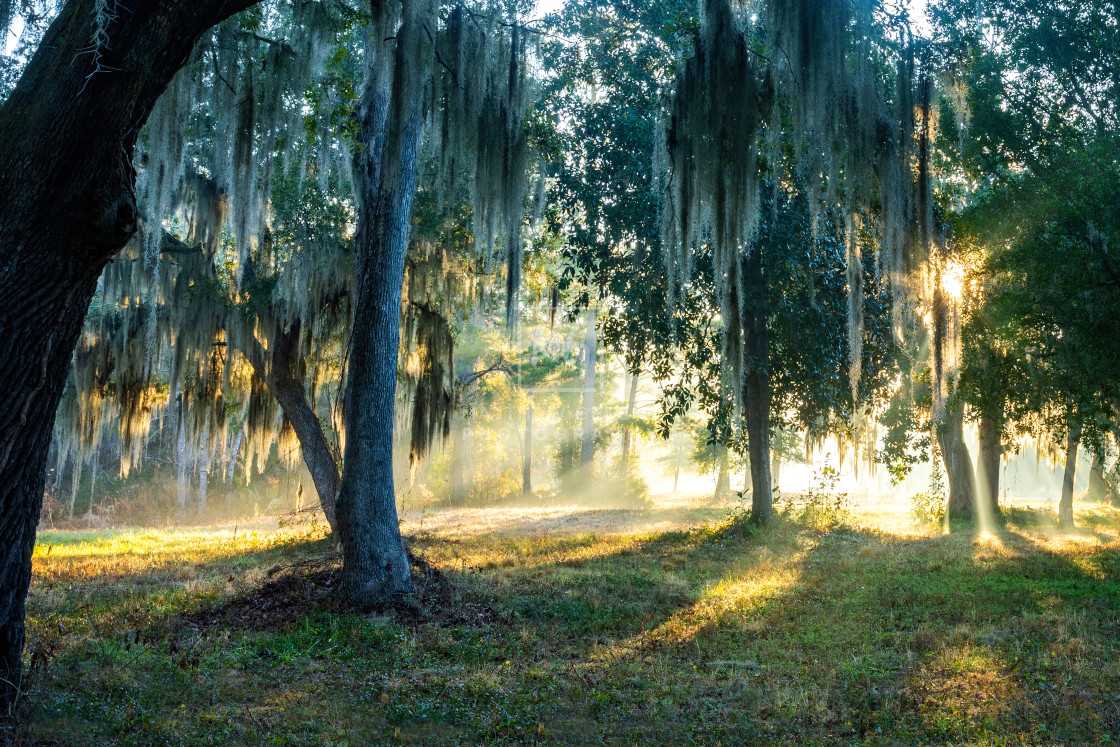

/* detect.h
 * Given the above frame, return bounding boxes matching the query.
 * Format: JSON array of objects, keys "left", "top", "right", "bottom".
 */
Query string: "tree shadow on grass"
[
  {"left": 430, "top": 512, "right": 1120, "bottom": 744},
  {"left": 25, "top": 510, "right": 1120, "bottom": 745}
]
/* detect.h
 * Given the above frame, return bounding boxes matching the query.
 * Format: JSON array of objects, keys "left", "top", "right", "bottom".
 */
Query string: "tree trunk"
[
  {"left": 581, "top": 308, "right": 596, "bottom": 467},
  {"left": 89, "top": 459, "right": 99, "bottom": 518},
  {"left": 1088, "top": 453, "right": 1112, "bottom": 503},
  {"left": 1060, "top": 424, "right": 1081, "bottom": 529},
  {"left": 742, "top": 246, "right": 773, "bottom": 523},
  {"left": 176, "top": 406, "right": 191, "bottom": 512},
  {"left": 68, "top": 463, "right": 81, "bottom": 520},
  {"left": 0, "top": 0, "right": 261, "bottom": 717},
  {"left": 197, "top": 415, "right": 210, "bottom": 516},
  {"left": 1110, "top": 459, "right": 1120, "bottom": 508},
  {"left": 227, "top": 423, "right": 244, "bottom": 485},
  {"left": 336, "top": 10, "right": 427, "bottom": 605},
  {"left": 244, "top": 320, "right": 339, "bottom": 533},
  {"left": 937, "top": 405, "right": 977, "bottom": 524},
  {"left": 977, "top": 411, "right": 1002, "bottom": 518},
  {"left": 522, "top": 397, "right": 533, "bottom": 498},
  {"left": 673, "top": 468, "right": 680, "bottom": 493},
  {"left": 771, "top": 452, "right": 782, "bottom": 492},
  {"left": 714, "top": 454, "right": 730, "bottom": 501},
  {"left": 620, "top": 371, "right": 639, "bottom": 475}
]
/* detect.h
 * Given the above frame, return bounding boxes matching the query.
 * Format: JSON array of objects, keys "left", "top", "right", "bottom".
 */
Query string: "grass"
[{"left": 20, "top": 505, "right": 1120, "bottom": 745}]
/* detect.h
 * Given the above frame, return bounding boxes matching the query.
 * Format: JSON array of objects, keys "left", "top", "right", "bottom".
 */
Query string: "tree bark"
[
  {"left": 1060, "top": 424, "right": 1081, "bottom": 529},
  {"left": 770, "top": 452, "right": 782, "bottom": 492},
  {"left": 977, "top": 411, "right": 1003, "bottom": 519},
  {"left": 620, "top": 371, "right": 639, "bottom": 475},
  {"left": 198, "top": 415, "right": 210, "bottom": 516},
  {"left": 0, "top": 0, "right": 262, "bottom": 718},
  {"left": 176, "top": 404, "right": 191, "bottom": 512},
  {"left": 581, "top": 308, "right": 596, "bottom": 467},
  {"left": 335, "top": 9, "right": 426, "bottom": 605},
  {"left": 227, "top": 423, "right": 244, "bottom": 485},
  {"left": 937, "top": 405, "right": 977, "bottom": 524},
  {"left": 742, "top": 247, "right": 773, "bottom": 523},
  {"left": 244, "top": 320, "right": 339, "bottom": 533}
]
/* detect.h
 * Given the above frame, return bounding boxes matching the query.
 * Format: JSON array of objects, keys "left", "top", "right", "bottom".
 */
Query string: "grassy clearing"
[{"left": 21, "top": 506, "right": 1120, "bottom": 745}]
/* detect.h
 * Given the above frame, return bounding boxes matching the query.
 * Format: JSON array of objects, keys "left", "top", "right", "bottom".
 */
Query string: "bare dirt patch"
[{"left": 186, "top": 551, "right": 503, "bottom": 633}]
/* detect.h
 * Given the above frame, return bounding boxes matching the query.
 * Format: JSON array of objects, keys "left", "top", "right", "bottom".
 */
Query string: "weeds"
[{"left": 791, "top": 457, "right": 852, "bottom": 530}]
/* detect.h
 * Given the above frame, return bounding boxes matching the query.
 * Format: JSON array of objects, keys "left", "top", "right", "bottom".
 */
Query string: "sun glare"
[{"left": 942, "top": 260, "right": 966, "bottom": 301}]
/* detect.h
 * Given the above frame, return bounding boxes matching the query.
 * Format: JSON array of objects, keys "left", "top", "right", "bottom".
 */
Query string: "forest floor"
[{"left": 19, "top": 498, "right": 1120, "bottom": 745}]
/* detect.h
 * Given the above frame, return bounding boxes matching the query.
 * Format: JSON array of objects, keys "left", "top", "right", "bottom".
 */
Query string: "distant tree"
[{"left": 936, "top": 0, "right": 1120, "bottom": 527}]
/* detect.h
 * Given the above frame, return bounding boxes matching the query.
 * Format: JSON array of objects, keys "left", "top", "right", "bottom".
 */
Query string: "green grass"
[{"left": 21, "top": 507, "right": 1120, "bottom": 745}]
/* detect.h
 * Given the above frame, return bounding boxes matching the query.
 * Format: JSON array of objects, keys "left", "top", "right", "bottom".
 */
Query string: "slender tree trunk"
[
  {"left": 1060, "top": 424, "right": 1081, "bottom": 529},
  {"left": 742, "top": 247, "right": 773, "bottom": 523},
  {"left": 937, "top": 405, "right": 977, "bottom": 524},
  {"left": 336, "top": 9, "right": 427, "bottom": 605},
  {"left": 0, "top": 0, "right": 262, "bottom": 717},
  {"left": 771, "top": 452, "right": 782, "bottom": 492},
  {"left": 1110, "top": 459, "right": 1120, "bottom": 508},
  {"left": 88, "top": 459, "right": 99, "bottom": 519},
  {"left": 244, "top": 320, "right": 339, "bottom": 533},
  {"left": 1088, "top": 454, "right": 1112, "bottom": 503},
  {"left": 198, "top": 416, "right": 210, "bottom": 516},
  {"left": 977, "top": 412, "right": 1003, "bottom": 518},
  {"left": 227, "top": 423, "right": 244, "bottom": 485},
  {"left": 673, "top": 468, "right": 680, "bottom": 493},
  {"left": 620, "top": 371, "right": 639, "bottom": 475},
  {"left": 176, "top": 408, "right": 190, "bottom": 513},
  {"left": 522, "top": 397, "right": 533, "bottom": 498},
  {"left": 714, "top": 453, "right": 730, "bottom": 501},
  {"left": 68, "top": 463, "right": 81, "bottom": 520},
  {"left": 581, "top": 308, "right": 596, "bottom": 467}
]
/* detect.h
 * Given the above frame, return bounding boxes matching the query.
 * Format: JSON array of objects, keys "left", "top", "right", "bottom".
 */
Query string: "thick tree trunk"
[
  {"left": 0, "top": 0, "right": 260, "bottom": 716},
  {"left": 1060, "top": 425, "right": 1081, "bottom": 529},
  {"left": 244, "top": 320, "right": 339, "bottom": 533},
  {"left": 742, "top": 247, "right": 773, "bottom": 523},
  {"left": 0, "top": 263, "right": 97, "bottom": 720},
  {"left": 977, "top": 411, "right": 1003, "bottom": 519},
  {"left": 581, "top": 309, "right": 596, "bottom": 467},
  {"left": 937, "top": 406, "right": 977, "bottom": 524},
  {"left": 522, "top": 398, "right": 533, "bottom": 498},
  {"left": 336, "top": 11, "right": 426, "bottom": 605},
  {"left": 620, "top": 371, "right": 639, "bottom": 475}
]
